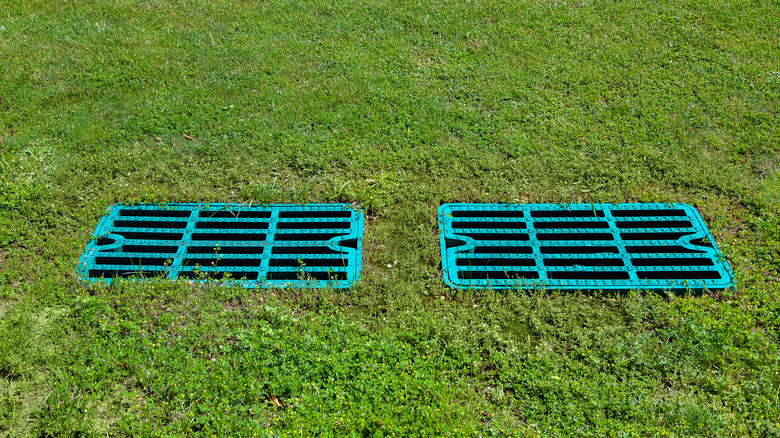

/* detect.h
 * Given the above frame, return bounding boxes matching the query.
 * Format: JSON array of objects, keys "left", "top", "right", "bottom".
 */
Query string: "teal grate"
[
  {"left": 79, "top": 203, "right": 363, "bottom": 288},
  {"left": 438, "top": 203, "right": 734, "bottom": 291}
]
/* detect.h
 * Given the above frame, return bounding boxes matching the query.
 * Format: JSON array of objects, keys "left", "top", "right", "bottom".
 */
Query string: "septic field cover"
[
  {"left": 438, "top": 203, "right": 734, "bottom": 291},
  {"left": 1, "top": 0, "right": 780, "bottom": 435},
  {"left": 79, "top": 203, "right": 363, "bottom": 288}
]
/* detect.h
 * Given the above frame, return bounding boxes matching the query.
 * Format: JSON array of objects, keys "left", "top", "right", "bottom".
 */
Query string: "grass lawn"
[{"left": 1, "top": 0, "right": 779, "bottom": 435}]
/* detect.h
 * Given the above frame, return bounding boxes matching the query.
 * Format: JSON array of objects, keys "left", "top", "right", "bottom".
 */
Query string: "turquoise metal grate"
[
  {"left": 438, "top": 203, "right": 734, "bottom": 291},
  {"left": 79, "top": 203, "right": 363, "bottom": 288}
]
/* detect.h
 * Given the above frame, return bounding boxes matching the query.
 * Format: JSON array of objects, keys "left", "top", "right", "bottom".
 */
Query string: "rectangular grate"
[
  {"left": 79, "top": 203, "right": 363, "bottom": 288},
  {"left": 438, "top": 203, "right": 734, "bottom": 291}
]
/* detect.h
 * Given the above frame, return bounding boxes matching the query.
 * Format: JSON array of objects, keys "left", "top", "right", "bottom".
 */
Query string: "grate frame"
[
  {"left": 79, "top": 203, "right": 363, "bottom": 288},
  {"left": 438, "top": 203, "right": 734, "bottom": 291}
]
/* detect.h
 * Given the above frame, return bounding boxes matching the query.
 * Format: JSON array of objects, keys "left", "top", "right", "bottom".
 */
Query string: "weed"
[
  {"left": 0, "top": 382, "right": 22, "bottom": 432},
  {"left": 0, "top": 301, "right": 36, "bottom": 380}
]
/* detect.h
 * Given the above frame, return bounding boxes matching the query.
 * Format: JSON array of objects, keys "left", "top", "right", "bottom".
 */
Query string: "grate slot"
[
  {"left": 115, "top": 232, "right": 184, "bottom": 241},
  {"left": 277, "top": 221, "right": 351, "bottom": 229},
  {"left": 540, "top": 246, "right": 620, "bottom": 254},
  {"left": 198, "top": 211, "right": 272, "bottom": 219},
  {"left": 531, "top": 210, "right": 605, "bottom": 218},
  {"left": 183, "top": 258, "right": 264, "bottom": 268},
  {"left": 689, "top": 237, "right": 715, "bottom": 248},
  {"left": 94, "top": 257, "right": 171, "bottom": 266},
  {"left": 473, "top": 246, "right": 533, "bottom": 254},
  {"left": 452, "top": 221, "right": 527, "bottom": 229},
  {"left": 187, "top": 246, "right": 266, "bottom": 255},
  {"left": 271, "top": 246, "right": 345, "bottom": 255},
  {"left": 631, "top": 257, "right": 714, "bottom": 267},
  {"left": 625, "top": 245, "right": 704, "bottom": 254},
  {"left": 179, "top": 271, "right": 260, "bottom": 280},
  {"left": 615, "top": 220, "right": 692, "bottom": 229},
  {"left": 619, "top": 232, "right": 690, "bottom": 241},
  {"left": 195, "top": 222, "right": 270, "bottom": 230},
  {"left": 279, "top": 211, "right": 352, "bottom": 219},
  {"left": 266, "top": 271, "right": 348, "bottom": 281},
  {"left": 450, "top": 210, "right": 525, "bottom": 218},
  {"left": 88, "top": 269, "right": 162, "bottom": 278},
  {"left": 113, "top": 220, "right": 187, "bottom": 229},
  {"left": 543, "top": 258, "right": 624, "bottom": 267},
  {"left": 119, "top": 210, "right": 190, "bottom": 218},
  {"left": 534, "top": 221, "right": 609, "bottom": 229},
  {"left": 461, "top": 233, "right": 530, "bottom": 241},
  {"left": 457, "top": 270, "right": 539, "bottom": 280},
  {"left": 269, "top": 258, "right": 347, "bottom": 267},
  {"left": 275, "top": 233, "right": 345, "bottom": 241},
  {"left": 122, "top": 245, "right": 179, "bottom": 254},
  {"left": 537, "top": 233, "right": 614, "bottom": 241},
  {"left": 191, "top": 233, "right": 267, "bottom": 241},
  {"left": 455, "top": 257, "right": 536, "bottom": 267},
  {"left": 638, "top": 271, "right": 722, "bottom": 280},
  {"left": 444, "top": 238, "right": 467, "bottom": 248},
  {"left": 547, "top": 271, "right": 631, "bottom": 280},
  {"left": 439, "top": 203, "right": 734, "bottom": 291},
  {"left": 611, "top": 209, "right": 687, "bottom": 217},
  {"left": 79, "top": 204, "right": 363, "bottom": 288}
]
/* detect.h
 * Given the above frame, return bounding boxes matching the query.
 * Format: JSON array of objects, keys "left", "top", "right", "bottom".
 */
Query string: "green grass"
[{"left": 1, "top": 0, "right": 779, "bottom": 435}]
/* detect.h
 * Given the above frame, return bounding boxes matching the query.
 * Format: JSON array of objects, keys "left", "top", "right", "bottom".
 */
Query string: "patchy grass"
[{"left": 1, "top": 0, "right": 779, "bottom": 436}]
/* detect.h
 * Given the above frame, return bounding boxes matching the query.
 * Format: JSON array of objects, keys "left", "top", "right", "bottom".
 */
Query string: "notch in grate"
[
  {"left": 79, "top": 203, "right": 363, "bottom": 288},
  {"left": 438, "top": 203, "right": 734, "bottom": 291}
]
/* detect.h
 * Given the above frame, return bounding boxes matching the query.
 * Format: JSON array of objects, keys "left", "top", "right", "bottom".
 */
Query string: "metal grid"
[
  {"left": 79, "top": 203, "right": 363, "bottom": 288},
  {"left": 438, "top": 203, "right": 734, "bottom": 291}
]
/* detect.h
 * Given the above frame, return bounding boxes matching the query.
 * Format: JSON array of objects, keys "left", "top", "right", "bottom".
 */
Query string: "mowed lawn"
[{"left": 1, "top": 0, "right": 779, "bottom": 436}]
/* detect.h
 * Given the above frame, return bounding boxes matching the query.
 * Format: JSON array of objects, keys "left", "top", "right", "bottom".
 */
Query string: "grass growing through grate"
[{"left": 1, "top": 0, "right": 780, "bottom": 435}]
